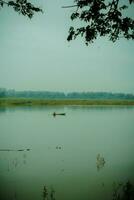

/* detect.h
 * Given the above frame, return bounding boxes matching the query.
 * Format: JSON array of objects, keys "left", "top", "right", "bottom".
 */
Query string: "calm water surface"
[{"left": 0, "top": 106, "right": 134, "bottom": 200}]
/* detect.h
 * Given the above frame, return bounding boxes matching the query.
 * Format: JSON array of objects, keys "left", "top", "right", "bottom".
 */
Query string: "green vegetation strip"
[{"left": 0, "top": 98, "right": 134, "bottom": 106}]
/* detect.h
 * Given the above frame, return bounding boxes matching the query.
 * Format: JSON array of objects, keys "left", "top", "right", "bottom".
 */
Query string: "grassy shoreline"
[{"left": 0, "top": 98, "right": 134, "bottom": 106}]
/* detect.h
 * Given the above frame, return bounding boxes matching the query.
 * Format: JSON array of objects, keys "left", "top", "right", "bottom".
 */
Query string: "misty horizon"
[{"left": 0, "top": 88, "right": 134, "bottom": 95}]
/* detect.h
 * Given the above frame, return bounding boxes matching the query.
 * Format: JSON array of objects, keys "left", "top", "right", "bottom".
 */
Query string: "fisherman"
[
  {"left": 53, "top": 112, "right": 66, "bottom": 117},
  {"left": 53, "top": 112, "right": 56, "bottom": 117}
]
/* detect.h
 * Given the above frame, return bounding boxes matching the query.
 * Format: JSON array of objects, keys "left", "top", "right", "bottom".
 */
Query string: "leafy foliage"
[
  {"left": 0, "top": 0, "right": 134, "bottom": 44},
  {"left": 0, "top": 0, "right": 42, "bottom": 18},
  {"left": 67, "top": 0, "right": 134, "bottom": 44}
]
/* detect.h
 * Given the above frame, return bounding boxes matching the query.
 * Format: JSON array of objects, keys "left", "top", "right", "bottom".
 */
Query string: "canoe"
[{"left": 53, "top": 112, "right": 66, "bottom": 116}]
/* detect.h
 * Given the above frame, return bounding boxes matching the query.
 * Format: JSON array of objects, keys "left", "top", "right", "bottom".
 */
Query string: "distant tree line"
[{"left": 0, "top": 88, "right": 134, "bottom": 100}]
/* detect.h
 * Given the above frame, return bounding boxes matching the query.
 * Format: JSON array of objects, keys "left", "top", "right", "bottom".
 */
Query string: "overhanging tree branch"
[
  {"left": 0, "top": 0, "right": 134, "bottom": 44},
  {"left": 67, "top": 0, "right": 134, "bottom": 44},
  {"left": 0, "top": 0, "right": 42, "bottom": 18}
]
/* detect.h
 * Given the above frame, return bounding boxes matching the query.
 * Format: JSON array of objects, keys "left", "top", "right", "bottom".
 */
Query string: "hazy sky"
[{"left": 0, "top": 0, "right": 134, "bottom": 93}]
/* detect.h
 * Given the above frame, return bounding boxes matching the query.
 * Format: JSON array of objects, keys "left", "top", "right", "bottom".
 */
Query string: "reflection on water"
[
  {"left": 0, "top": 105, "right": 134, "bottom": 114},
  {"left": 0, "top": 151, "right": 28, "bottom": 173},
  {"left": 0, "top": 105, "right": 66, "bottom": 113},
  {"left": 56, "top": 146, "right": 62, "bottom": 150},
  {"left": 0, "top": 107, "right": 6, "bottom": 113},
  {"left": 0, "top": 106, "right": 134, "bottom": 200}
]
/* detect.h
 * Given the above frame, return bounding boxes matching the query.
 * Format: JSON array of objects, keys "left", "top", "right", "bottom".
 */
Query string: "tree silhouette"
[
  {"left": 0, "top": 0, "right": 134, "bottom": 44},
  {"left": 67, "top": 0, "right": 134, "bottom": 44},
  {"left": 0, "top": 0, "right": 42, "bottom": 18}
]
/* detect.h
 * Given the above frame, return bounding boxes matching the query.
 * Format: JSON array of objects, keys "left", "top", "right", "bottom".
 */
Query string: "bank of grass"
[{"left": 0, "top": 98, "right": 134, "bottom": 106}]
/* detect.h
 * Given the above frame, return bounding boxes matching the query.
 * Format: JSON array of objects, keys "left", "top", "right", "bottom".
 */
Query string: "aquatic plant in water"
[
  {"left": 43, "top": 185, "right": 56, "bottom": 200},
  {"left": 112, "top": 181, "right": 134, "bottom": 200},
  {"left": 96, "top": 154, "right": 105, "bottom": 171}
]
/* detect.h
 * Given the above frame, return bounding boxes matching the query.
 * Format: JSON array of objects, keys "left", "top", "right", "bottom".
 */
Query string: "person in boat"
[
  {"left": 53, "top": 112, "right": 56, "bottom": 117},
  {"left": 53, "top": 112, "right": 66, "bottom": 116}
]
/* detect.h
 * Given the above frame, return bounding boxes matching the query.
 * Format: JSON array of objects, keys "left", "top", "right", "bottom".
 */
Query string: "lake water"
[{"left": 0, "top": 106, "right": 134, "bottom": 200}]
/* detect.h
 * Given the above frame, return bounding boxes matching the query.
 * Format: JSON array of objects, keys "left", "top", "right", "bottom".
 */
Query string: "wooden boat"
[{"left": 53, "top": 112, "right": 66, "bottom": 116}]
